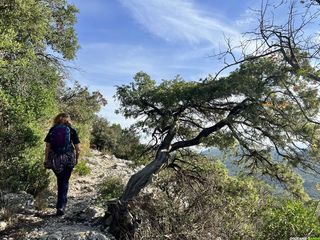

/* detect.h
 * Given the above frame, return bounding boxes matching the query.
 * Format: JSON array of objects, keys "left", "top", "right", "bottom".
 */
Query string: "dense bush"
[
  {"left": 131, "top": 155, "right": 320, "bottom": 240},
  {"left": 91, "top": 117, "right": 148, "bottom": 164},
  {"left": 259, "top": 199, "right": 320, "bottom": 239},
  {"left": 0, "top": 156, "right": 51, "bottom": 196}
]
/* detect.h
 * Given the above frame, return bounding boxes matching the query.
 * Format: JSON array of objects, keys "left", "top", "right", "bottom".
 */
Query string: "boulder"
[
  {"left": 85, "top": 206, "right": 105, "bottom": 221},
  {"left": 46, "top": 231, "right": 62, "bottom": 240},
  {"left": 2, "top": 191, "right": 34, "bottom": 210},
  {"left": 87, "top": 231, "right": 110, "bottom": 240}
]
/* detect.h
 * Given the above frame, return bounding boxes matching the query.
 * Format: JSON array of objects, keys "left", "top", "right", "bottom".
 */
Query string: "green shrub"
[
  {"left": 98, "top": 176, "right": 124, "bottom": 201},
  {"left": 0, "top": 157, "right": 50, "bottom": 197},
  {"left": 133, "top": 158, "right": 267, "bottom": 239},
  {"left": 259, "top": 199, "right": 320, "bottom": 239},
  {"left": 73, "top": 161, "right": 91, "bottom": 176},
  {"left": 131, "top": 155, "right": 320, "bottom": 240},
  {"left": 91, "top": 117, "right": 149, "bottom": 165}
]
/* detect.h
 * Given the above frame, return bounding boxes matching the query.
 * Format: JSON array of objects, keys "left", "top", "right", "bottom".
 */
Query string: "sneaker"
[{"left": 56, "top": 209, "right": 64, "bottom": 216}]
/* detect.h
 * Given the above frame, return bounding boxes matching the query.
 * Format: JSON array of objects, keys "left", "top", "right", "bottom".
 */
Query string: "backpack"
[{"left": 50, "top": 125, "right": 71, "bottom": 154}]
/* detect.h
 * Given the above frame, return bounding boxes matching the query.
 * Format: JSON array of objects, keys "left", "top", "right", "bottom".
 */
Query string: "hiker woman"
[{"left": 44, "top": 113, "right": 81, "bottom": 216}]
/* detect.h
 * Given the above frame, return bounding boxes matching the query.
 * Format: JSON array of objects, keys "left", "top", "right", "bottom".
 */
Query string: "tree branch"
[{"left": 170, "top": 99, "right": 252, "bottom": 152}]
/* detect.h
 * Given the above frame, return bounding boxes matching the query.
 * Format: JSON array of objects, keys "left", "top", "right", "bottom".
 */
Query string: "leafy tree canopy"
[
  {"left": 0, "top": 0, "right": 78, "bottom": 66},
  {"left": 90, "top": 116, "right": 148, "bottom": 164},
  {"left": 109, "top": 1, "right": 320, "bottom": 237},
  {"left": 58, "top": 82, "right": 107, "bottom": 123},
  {"left": 0, "top": 0, "right": 80, "bottom": 194},
  {"left": 116, "top": 57, "right": 320, "bottom": 200}
]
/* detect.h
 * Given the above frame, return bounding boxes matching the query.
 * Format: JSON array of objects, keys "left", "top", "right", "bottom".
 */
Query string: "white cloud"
[
  {"left": 73, "top": 42, "right": 221, "bottom": 85},
  {"left": 70, "top": 0, "right": 263, "bottom": 127},
  {"left": 118, "top": 0, "right": 241, "bottom": 46},
  {"left": 70, "top": 41, "right": 224, "bottom": 127},
  {"left": 234, "top": 9, "right": 257, "bottom": 28}
]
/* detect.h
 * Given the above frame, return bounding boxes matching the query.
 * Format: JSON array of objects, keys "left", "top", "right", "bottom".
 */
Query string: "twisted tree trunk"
[{"left": 105, "top": 125, "right": 177, "bottom": 239}]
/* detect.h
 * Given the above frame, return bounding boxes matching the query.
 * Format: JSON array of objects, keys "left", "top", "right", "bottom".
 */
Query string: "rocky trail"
[{"left": 0, "top": 150, "right": 141, "bottom": 240}]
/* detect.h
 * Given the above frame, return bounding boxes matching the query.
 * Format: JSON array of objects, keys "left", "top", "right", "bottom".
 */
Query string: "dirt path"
[{"left": 1, "top": 150, "right": 138, "bottom": 240}]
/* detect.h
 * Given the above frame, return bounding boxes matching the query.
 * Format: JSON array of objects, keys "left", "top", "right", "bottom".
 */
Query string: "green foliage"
[
  {"left": 71, "top": 123, "right": 91, "bottom": 156},
  {"left": 116, "top": 56, "right": 320, "bottom": 196},
  {"left": 91, "top": 117, "right": 148, "bottom": 164},
  {"left": 73, "top": 161, "right": 91, "bottom": 176},
  {"left": 133, "top": 155, "right": 320, "bottom": 240},
  {"left": 58, "top": 82, "right": 107, "bottom": 123},
  {"left": 0, "top": 0, "right": 79, "bottom": 194},
  {"left": 98, "top": 176, "right": 124, "bottom": 201},
  {"left": 0, "top": 0, "right": 79, "bottom": 64},
  {"left": 0, "top": 156, "right": 51, "bottom": 196},
  {"left": 133, "top": 156, "right": 263, "bottom": 239},
  {"left": 259, "top": 199, "right": 320, "bottom": 239},
  {"left": 90, "top": 117, "right": 121, "bottom": 151}
]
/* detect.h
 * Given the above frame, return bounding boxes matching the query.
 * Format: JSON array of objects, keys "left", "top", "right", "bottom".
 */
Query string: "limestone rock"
[
  {"left": 46, "top": 232, "right": 62, "bottom": 240},
  {"left": 2, "top": 191, "right": 34, "bottom": 210},
  {"left": 87, "top": 231, "right": 110, "bottom": 240},
  {"left": 85, "top": 206, "right": 105, "bottom": 221},
  {"left": 1, "top": 150, "right": 136, "bottom": 239},
  {"left": 0, "top": 220, "right": 7, "bottom": 231}
]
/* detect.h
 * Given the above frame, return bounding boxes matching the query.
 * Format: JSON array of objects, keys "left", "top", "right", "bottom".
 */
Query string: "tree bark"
[
  {"left": 121, "top": 150, "right": 170, "bottom": 202},
  {"left": 106, "top": 125, "right": 177, "bottom": 239}
]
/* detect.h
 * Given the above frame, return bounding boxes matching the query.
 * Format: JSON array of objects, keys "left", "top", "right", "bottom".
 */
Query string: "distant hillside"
[{"left": 201, "top": 148, "right": 320, "bottom": 199}]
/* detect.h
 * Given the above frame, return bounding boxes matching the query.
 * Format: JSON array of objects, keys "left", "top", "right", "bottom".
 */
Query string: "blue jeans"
[{"left": 54, "top": 167, "right": 73, "bottom": 210}]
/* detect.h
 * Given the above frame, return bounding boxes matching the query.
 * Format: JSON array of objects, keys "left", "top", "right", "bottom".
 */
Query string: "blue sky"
[{"left": 68, "top": 0, "right": 260, "bottom": 127}]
